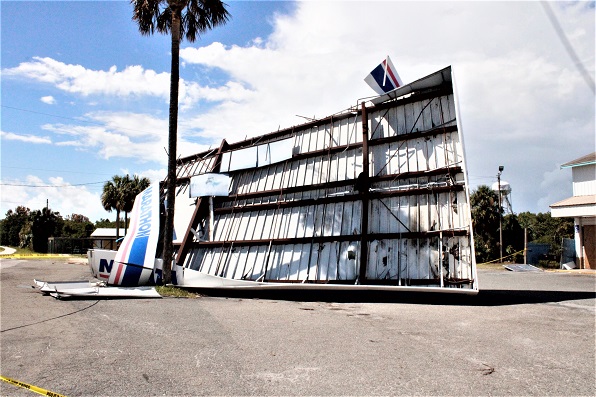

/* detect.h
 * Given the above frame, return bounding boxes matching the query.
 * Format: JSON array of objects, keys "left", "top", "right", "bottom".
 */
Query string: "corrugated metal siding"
[{"left": 173, "top": 76, "right": 476, "bottom": 291}]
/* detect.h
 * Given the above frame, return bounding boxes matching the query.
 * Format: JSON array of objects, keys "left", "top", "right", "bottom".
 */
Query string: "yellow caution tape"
[
  {"left": 478, "top": 248, "right": 527, "bottom": 265},
  {"left": 0, "top": 254, "right": 80, "bottom": 259},
  {"left": 0, "top": 374, "right": 67, "bottom": 397}
]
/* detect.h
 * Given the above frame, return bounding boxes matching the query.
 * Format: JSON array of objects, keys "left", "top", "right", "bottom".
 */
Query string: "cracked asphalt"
[{"left": 1, "top": 258, "right": 594, "bottom": 396}]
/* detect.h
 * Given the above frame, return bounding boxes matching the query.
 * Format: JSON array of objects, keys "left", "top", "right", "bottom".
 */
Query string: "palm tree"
[
  {"left": 101, "top": 175, "right": 127, "bottom": 240},
  {"left": 131, "top": 0, "right": 230, "bottom": 284},
  {"left": 122, "top": 175, "right": 151, "bottom": 233}
]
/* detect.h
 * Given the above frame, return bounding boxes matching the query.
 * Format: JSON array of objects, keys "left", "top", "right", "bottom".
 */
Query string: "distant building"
[
  {"left": 550, "top": 152, "right": 596, "bottom": 269},
  {"left": 90, "top": 228, "right": 120, "bottom": 250}
]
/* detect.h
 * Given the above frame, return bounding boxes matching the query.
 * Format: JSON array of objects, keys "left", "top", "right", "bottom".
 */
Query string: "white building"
[
  {"left": 90, "top": 228, "right": 120, "bottom": 250},
  {"left": 550, "top": 152, "right": 596, "bottom": 269}
]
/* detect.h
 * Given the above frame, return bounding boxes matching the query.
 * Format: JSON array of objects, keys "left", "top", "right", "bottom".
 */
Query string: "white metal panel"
[
  {"left": 173, "top": 194, "right": 196, "bottom": 244},
  {"left": 178, "top": 67, "right": 476, "bottom": 292},
  {"left": 572, "top": 165, "right": 596, "bottom": 196}
]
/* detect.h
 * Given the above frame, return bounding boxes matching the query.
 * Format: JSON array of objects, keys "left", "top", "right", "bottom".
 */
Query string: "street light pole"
[{"left": 498, "top": 166, "right": 504, "bottom": 263}]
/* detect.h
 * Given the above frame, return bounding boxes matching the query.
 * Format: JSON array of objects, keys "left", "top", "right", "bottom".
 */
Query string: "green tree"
[
  {"left": 131, "top": 0, "right": 230, "bottom": 284},
  {"left": 517, "top": 211, "right": 573, "bottom": 258},
  {"left": 470, "top": 185, "right": 501, "bottom": 263},
  {"left": 62, "top": 214, "right": 94, "bottom": 239},
  {"left": 502, "top": 213, "right": 524, "bottom": 261},
  {"left": 95, "top": 218, "right": 117, "bottom": 228},
  {"left": 122, "top": 174, "right": 151, "bottom": 233},
  {"left": 0, "top": 206, "right": 30, "bottom": 246},
  {"left": 101, "top": 175, "right": 127, "bottom": 239},
  {"left": 30, "top": 208, "right": 63, "bottom": 253}
]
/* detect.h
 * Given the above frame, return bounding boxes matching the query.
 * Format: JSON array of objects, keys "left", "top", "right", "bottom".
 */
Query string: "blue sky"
[{"left": 1, "top": 1, "right": 594, "bottom": 222}]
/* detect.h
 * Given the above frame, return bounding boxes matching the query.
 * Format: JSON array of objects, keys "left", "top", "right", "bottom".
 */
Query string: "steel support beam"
[
  {"left": 176, "top": 86, "right": 454, "bottom": 165},
  {"left": 176, "top": 139, "right": 228, "bottom": 266},
  {"left": 184, "top": 228, "right": 469, "bottom": 249},
  {"left": 359, "top": 102, "right": 370, "bottom": 283}
]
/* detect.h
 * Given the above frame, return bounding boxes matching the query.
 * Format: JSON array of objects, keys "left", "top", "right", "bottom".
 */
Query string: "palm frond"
[
  {"left": 131, "top": 0, "right": 165, "bottom": 36},
  {"left": 184, "top": 0, "right": 230, "bottom": 42}
]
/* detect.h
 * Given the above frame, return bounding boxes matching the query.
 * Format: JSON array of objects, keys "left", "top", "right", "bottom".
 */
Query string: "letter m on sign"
[{"left": 99, "top": 259, "right": 114, "bottom": 273}]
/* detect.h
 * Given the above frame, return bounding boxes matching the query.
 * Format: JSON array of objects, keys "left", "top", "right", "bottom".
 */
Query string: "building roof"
[
  {"left": 551, "top": 195, "right": 596, "bottom": 208},
  {"left": 90, "top": 228, "right": 119, "bottom": 238},
  {"left": 550, "top": 195, "right": 596, "bottom": 218},
  {"left": 561, "top": 152, "right": 596, "bottom": 169}
]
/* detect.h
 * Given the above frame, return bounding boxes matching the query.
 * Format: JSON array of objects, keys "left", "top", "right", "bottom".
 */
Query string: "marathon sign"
[{"left": 109, "top": 185, "right": 160, "bottom": 286}]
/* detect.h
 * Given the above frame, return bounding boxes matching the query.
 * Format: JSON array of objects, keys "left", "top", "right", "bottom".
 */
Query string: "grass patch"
[
  {"left": 156, "top": 285, "right": 201, "bottom": 298},
  {"left": 0, "top": 246, "right": 88, "bottom": 259},
  {"left": 11, "top": 246, "right": 35, "bottom": 255},
  {"left": 476, "top": 262, "right": 508, "bottom": 271}
]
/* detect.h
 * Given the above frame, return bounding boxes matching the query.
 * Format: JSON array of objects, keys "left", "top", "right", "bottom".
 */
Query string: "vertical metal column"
[
  {"left": 358, "top": 102, "right": 370, "bottom": 283},
  {"left": 177, "top": 139, "right": 228, "bottom": 266}
]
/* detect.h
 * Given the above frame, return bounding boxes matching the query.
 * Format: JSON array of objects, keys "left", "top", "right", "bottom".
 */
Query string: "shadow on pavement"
[{"left": 187, "top": 288, "right": 596, "bottom": 306}]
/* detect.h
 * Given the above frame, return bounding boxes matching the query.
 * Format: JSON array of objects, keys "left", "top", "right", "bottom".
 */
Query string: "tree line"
[
  {"left": 0, "top": 175, "right": 149, "bottom": 252},
  {"left": 1, "top": 179, "right": 574, "bottom": 265},
  {"left": 471, "top": 185, "right": 574, "bottom": 265}
]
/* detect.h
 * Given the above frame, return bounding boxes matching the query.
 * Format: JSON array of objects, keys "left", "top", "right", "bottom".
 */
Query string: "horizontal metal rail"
[
  {"left": 213, "top": 184, "right": 465, "bottom": 215},
  {"left": 217, "top": 166, "right": 462, "bottom": 204},
  {"left": 176, "top": 86, "right": 455, "bottom": 166},
  {"left": 185, "top": 228, "right": 469, "bottom": 249}
]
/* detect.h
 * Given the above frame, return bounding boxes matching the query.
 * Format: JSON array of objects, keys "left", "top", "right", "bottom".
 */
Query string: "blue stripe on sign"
[
  {"left": 370, "top": 64, "right": 396, "bottom": 93},
  {"left": 119, "top": 236, "right": 149, "bottom": 286},
  {"left": 120, "top": 262, "right": 146, "bottom": 287},
  {"left": 129, "top": 236, "right": 149, "bottom": 266}
]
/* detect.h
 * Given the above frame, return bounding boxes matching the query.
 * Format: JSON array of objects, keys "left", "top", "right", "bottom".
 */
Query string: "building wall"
[
  {"left": 572, "top": 164, "right": 596, "bottom": 196},
  {"left": 583, "top": 225, "right": 595, "bottom": 269}
]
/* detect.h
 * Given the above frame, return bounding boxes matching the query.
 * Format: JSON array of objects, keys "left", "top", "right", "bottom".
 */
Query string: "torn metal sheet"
[
  {"left": 175, "top": 268, "right": 478, "bottom": 294},
  {"left": 562, "top": 261, "right": 576, "bottom": 270},
  {"left": 220, "top": 137, "right": 294, "bottom": 172},
  {"left": 190, "top": 173, "right": 231, "bottom": 197},
  {"left": 33, "top": 279, "right": 161, "bottom": 299},
  {"left": 503, "top": 264, "right": 542, "bottom": 272},
  {"left": 170, "top": 66, "right": 478, "bottom": 294}
]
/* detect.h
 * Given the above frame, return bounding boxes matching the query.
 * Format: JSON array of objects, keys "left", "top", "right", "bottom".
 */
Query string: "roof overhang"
[{"left": 550, "top": 195, "right": 596, "bottom": 218}]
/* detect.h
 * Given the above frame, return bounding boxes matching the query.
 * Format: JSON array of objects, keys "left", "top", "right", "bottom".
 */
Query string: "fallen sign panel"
[
  {"left": 33, "top": 279, "right": 162, "bottom": 299},
  {"left": 174, "top": 270, "right": 478, "bottom": 295},
  {"left": 503, "top": 264, "right": 542, "bottom": 272},
  {"left": 170, "top": 66, "right": 478, "bottom": 295}
]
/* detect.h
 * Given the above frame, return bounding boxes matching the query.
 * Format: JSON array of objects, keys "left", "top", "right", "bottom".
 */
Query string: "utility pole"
[
  {"left": 524, "top": 227, "right": 528, "bottom": 265},
  {"left": 497, "top": 166, "right": 504, "bottom": 263}
]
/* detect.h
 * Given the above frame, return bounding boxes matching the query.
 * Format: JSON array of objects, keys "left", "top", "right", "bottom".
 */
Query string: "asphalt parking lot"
[{"left": 1, "top": 258, "right": 594, "bottom": 396}]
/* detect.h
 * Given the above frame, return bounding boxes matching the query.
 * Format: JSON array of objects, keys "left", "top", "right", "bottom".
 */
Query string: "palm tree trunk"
[
  {"left": 116, "top": 209, "right": 121, "bottom": 240},
  {"left": 162, "top": 3, "right": 182, "bottom": 284}
]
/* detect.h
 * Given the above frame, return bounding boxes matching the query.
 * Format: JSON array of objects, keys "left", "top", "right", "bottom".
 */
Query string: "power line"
[
  {"left": 1, "top": 105, "right": 163, "bottom": 135},
  {"left": 541, "top": 1, "right": 595, "bottom": 95},
  {"left": 1, "top": 165, "right": 114, "bottom": 176},
  {"left": 0, "top": 181, "right": 107, "bottom": 188}
]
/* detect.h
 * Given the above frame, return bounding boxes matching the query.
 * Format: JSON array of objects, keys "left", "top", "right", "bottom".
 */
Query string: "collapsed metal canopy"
[{"left": 169, "top": 66, "right": 478, "bottom": 293}]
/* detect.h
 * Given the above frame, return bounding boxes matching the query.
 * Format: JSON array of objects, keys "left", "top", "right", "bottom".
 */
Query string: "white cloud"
[
  {"left": 136, "top": 168, "right": 167, "bottom": 185},
  {"left": 41, "top": 111, "right": 213, "bottom": 162},
  {"left": 1, "top": 130, "right": 52, "bottom": 144},
  {"left": 3, "top": 58, "right": 170, "bottom": 97},
  {"left": 176, "top": 1, "right": 594, "bottom": 213},
  {"left": 40, "top": 95, "right": 56, "bottom": 105},
  {"left": 538, "top": 163, "right": 573, "bottom": 212},
  {"left": 2, "top": 56, "right": 252, "bottom": 110},
  {"left": 3, "top": 1, "right": 593, "bottom": 216}
]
